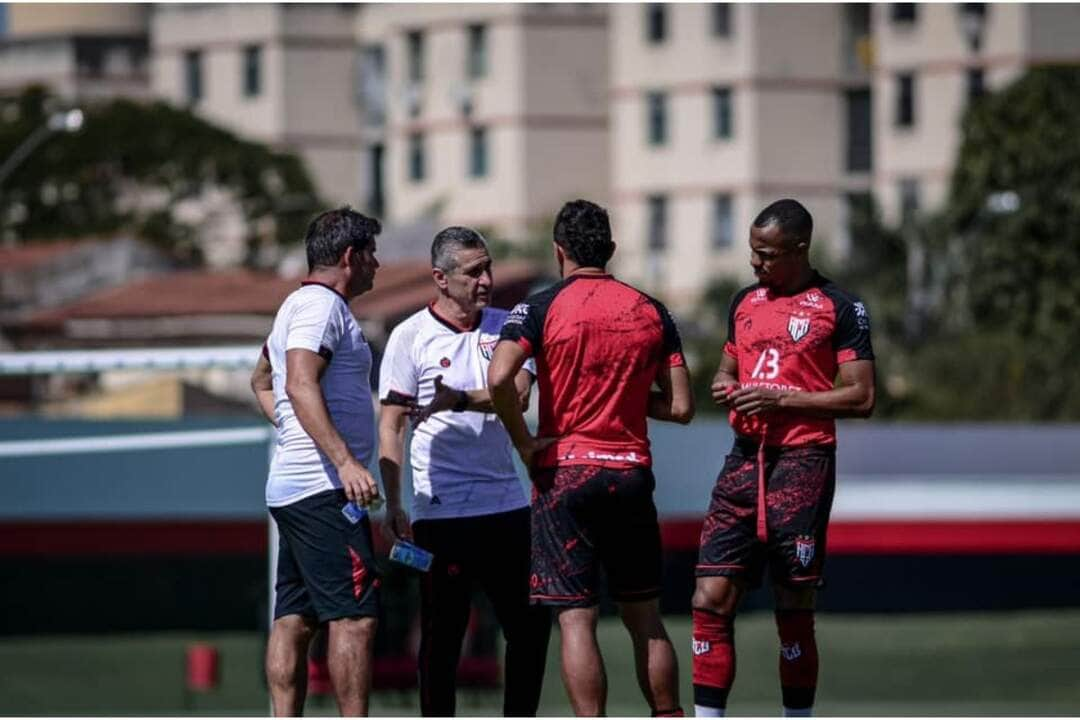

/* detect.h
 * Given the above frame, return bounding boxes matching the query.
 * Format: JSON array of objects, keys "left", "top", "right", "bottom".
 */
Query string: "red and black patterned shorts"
[
  {"left": 697, "top": 437, "right": 836, "bottom": 588},
  {"left": 529, "top": 465, "right": 662, "bottom": 607}
]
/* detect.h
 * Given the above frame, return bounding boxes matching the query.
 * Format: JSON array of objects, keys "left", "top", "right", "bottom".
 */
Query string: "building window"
[
  {"left": 647, "top": 194, "right": 668, "bottom": 250},
  {"left": 712, "top": 87, "right": 733, "bottom": 139},
  {"left": 711, "top": 4, "right": 732, "bottom": 37},
  {"left": 711, "top": 194, "right": 734, "bottom": 250},
  {"left": 967, "top": 66, "right": 985, "bottom": 103},
  {"left": 645, "top": 4, "right": 666, "bottom": 44},
  {"left": 646, "top": 91, "right": 668, "bottom": 146},
  {"left": 891, "top": 3, "right": 918, "bottom": 24},
  {"left": 899, "top": 178, "right": 920, "bottom": 225},
  {"left": 367, "top": 143, "right": 385, "bottom": 217},
  {"left": 845, "top": 88, "right": 872, "bottom": 172},
  {"left": 357, "top": 44, "right": 386, "bottom": 126},
  {"left": 406, "top": 30, "right": 425, "bottom": 84},
  {"left": 243, "top": 44, "right": 261, "bottom": 97},
  {"left": 895, "top": 72, "right": 915, "bottom": 128},
  {"left": 183, "top": 50, "right": 202, "bottom": 104},
  {"left": 75, "top": 41, "right": 105, "bottom": 78},
  {"left": 467, "top": 24, "right": 487, "bottom": 80},
  {"left": 408, "top": 132, "right": 426, "bottom": 183},
  {"left": 469, "top": 126, "right": 488, "bottom": 178}
]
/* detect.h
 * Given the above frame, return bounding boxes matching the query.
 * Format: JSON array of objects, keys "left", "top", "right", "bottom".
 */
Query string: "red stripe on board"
[
  {"left": 5, "top": 518, "right": 1080, "bottom": 556},
  {"left": 660, "top": 518, "right": 1080, "bottom": 555},
  {"left": 0, "top": 521, "right": 269, "bottom": 556},
  {"left": 0, "top": 520, "right": 395, "bottom": 556}
]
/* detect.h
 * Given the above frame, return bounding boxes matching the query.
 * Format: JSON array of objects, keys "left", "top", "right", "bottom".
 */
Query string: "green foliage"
[
  {"left": 0, "top": 87, "right": 320, "bottom": 264},
  {"left": 925, "top": 65, "right": 1080, "bottom": 417}
]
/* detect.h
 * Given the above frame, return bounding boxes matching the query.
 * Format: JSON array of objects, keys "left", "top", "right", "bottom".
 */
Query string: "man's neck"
[
  {"left": 775, "top": 266, "right": 817, "bottom": 296},
  {"left": 306, "top": 268, "right": 349, "bottom": 299},
  {"left": 561, "top": 260, "right": 607, "bottom": 278},
  {"left": 432, "top": 295, "right": 480, "bottom": 331}
]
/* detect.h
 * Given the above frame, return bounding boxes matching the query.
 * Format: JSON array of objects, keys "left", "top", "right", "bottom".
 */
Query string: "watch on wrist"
[{"left": 452, "top": 390, "right": 469, "bottom": 412}]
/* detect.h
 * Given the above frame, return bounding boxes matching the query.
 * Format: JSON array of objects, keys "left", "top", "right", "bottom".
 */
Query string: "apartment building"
[
  {"left": 0, "top": 3, "right": 150, "bottom": 102},
  {"left": 872, "top": 3, "right": 1080, "bottom": 225},
  {"left": 151, "top": 4, "right": 364, "bottom": 207},
  {"left": 609, "top": 3, "right": 874, "bottom": 311},
  {"left": 357, "top": 3, "right": 610, "bottom": 241}
]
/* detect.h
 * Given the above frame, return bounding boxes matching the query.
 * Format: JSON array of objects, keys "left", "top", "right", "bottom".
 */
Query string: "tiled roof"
[
  {"left": 25, "top": 259, "right": 544, "bottom": 327},
  {"left": 0, "top": 241, "right": 83, "bottom": 273}
]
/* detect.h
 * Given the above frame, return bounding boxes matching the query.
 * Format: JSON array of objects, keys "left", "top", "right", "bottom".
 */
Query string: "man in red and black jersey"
[
  {"left": 489, "top": 199, "right": 694, "bottom": 717},
  {"left": 692, "top": 199, "right": 875, "bottom": 718}
]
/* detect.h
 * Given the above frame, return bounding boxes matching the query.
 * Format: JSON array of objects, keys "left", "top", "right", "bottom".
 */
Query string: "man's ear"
[
  {"left": 341, "top": 245, "right": 356, "bottom": 268},
  {"left": 432, "top": 267, "right": 449, "bottom": 291}
]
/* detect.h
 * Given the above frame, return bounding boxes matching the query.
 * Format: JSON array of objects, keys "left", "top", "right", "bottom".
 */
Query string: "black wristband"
[{"left": 452, "top": 390, "right": 469, "bottom": 412}]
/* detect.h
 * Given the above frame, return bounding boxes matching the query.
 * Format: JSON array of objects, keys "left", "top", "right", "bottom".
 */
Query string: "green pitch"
[{"left": 2, "top": 610, "right": 1079, "bottom": 715}]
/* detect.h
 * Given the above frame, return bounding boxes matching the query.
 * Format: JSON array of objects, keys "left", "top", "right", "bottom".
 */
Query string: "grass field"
[{"left": 2, "top": 609, "right": 1079, "bottom": 716}]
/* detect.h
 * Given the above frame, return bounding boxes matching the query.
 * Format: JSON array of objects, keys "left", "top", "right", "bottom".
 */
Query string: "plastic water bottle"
[{"left": 389, "top": 540, "right": 434, "bottom": 572}]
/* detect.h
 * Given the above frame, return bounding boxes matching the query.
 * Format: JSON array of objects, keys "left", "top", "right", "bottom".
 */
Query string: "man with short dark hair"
[
  {"left": 692, "top": 199, "right": 876, "bottom": 717},
  {"left": 251, "top": 206, "right": 383, "bottom": 717},
  {"left": 489, "top": 199, "right": 694, "bottom": 717},
  {"left": 377, "top": 226, "right": 550, "bottom": 716}
]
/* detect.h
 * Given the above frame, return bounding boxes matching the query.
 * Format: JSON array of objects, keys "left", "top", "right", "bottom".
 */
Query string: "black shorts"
[
  {"left": 697, "top": 438, "right": 836, "bottom": 588},
  {"left": 270, "top": 489, "right": 380, "bottom": 622},
  {"left": 530, "top": 465, "right": 662, "bottom": 607}
]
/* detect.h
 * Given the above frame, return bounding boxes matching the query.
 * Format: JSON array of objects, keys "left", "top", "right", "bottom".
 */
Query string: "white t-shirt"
[
  {"left": 379, "top": 305, "right": 531, "bottom": 521},
  {"left": 265, "top": 283, "right": 376, "bottom": 507}
]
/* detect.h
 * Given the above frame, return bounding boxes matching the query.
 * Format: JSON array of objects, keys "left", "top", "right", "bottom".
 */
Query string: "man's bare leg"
[
  {"left": 267, "top": 613, "right": 318, "bottom": 716},
  {"left": 327, "top": 615, "right": 377, "bottom": 716},
  {"left": 557, "top": 606, "right": 606, "bottom": 716},
  {"left": 618, "top": 598, "right": 680, "bottom": 714}
]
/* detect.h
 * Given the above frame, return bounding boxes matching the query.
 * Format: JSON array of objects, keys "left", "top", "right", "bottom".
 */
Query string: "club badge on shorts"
[{"left": 795, "top": 535, "right": 815, "bottom": 567}]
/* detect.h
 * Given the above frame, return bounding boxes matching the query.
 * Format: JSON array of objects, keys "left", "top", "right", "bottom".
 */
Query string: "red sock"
[
  {"left": 775, "top": 609, "right": 818, "bottom": 709},
  {"left": 692, "top": 609, "right": 735, "bottom": 709}
]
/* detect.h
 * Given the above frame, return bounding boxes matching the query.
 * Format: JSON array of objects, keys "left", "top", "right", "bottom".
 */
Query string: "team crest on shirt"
[
  {"left": 788, "top": 315, "right": 811, "bottom": 342},
  {"left": 479, "top": 334, "right": 499, "bottom": 360},
  {"left": 795, "top": 535, "right": 815, "bottom": 567},
  {"left": 440, "top": 357, "right": 451, "bottom": 368}
]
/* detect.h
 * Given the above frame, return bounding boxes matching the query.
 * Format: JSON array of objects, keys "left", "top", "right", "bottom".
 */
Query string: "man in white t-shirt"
[
  {"left": 250, "top": 207, "right": 382, "bottom": 717},
  {"left": 378, "top": 226, "right": 551, "bottom": 716}
]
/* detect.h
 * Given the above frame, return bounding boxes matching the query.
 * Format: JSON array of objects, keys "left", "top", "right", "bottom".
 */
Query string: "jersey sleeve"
[
  {"left": 651, "top": 298, "right": 686, "bottom": 368},
  {"left": 833, "top": 297, "right": 875, "bottom": 364},
  {"left": 723, "top": 286, "right": 754, "bottom": 359},
  {"left": 498, "top": 300, "right": 545, "bottom": 357},
  {"left": 286, "top": 293, "right": 342, "bottom": 362},
  {"left": 378, "top": 321, "right": 419, "bottom": 401}
]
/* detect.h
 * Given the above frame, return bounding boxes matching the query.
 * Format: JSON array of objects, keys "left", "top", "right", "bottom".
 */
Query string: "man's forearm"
[
  {"left": 647, "top": 390, "right": 678, "bottom": 422},
  {"left": 777, "top": 384, "right": 874, "bottom": 418},
  {"left": 377, "top": 416, "right": 407, "bottom": 506},
  {"left": 288, "top": 381, "right": 355, "bottom": 467},
  {"left": 490, "top": 380, "right": 531, "bottom": 448}
]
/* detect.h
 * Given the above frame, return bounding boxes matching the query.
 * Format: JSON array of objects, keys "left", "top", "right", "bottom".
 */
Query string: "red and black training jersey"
[
  {"left": 724, "top": 272, "right": 873, "bottom": 447},
  {"left": 498, "top": 273, "right": 686, "bottom": 469}
]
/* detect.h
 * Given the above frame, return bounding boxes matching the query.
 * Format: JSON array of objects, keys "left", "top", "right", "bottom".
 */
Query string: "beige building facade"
[
  {"left": 150, "top": 4, "right": 365, "bottom": 208},
  {"left": 872, "top": 3, "right": 1080, "bottom": 225},
  {"left": 357, "top": 3, "right": 609, "bottom": 242},
  {"left": 0, "top": 3, "right": 150, "bottom": 102},
  {"left": 609, "top": 3, "right": 874, "bottom": 312}
]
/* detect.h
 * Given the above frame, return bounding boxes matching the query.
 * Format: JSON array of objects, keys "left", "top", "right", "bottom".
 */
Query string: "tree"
[
  {"left": 929, "top": 65, "right": 1080, "bottom": 418},
  {"left": 0, "top": 87, "right": 320, "bottom": 266}
]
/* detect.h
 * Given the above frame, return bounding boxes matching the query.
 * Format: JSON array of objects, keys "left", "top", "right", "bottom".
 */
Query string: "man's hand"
[
  {"left": 514, "top": 434, "right": 558, "bottom": 470},
  {"left": 411, "top": 374, "right": 465, "bottom": 426},
  {"left": 382, "top": 502, "right": 412, "bottom": 544},
  {"left": 728, "top": 385, "right": 788, "bottom": 416},
  {"left": 711, "top": 378, "right": 739, "bottom": 407},
  {"left": 338, "top": 458, "right": 380, "bottom": 506}
]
